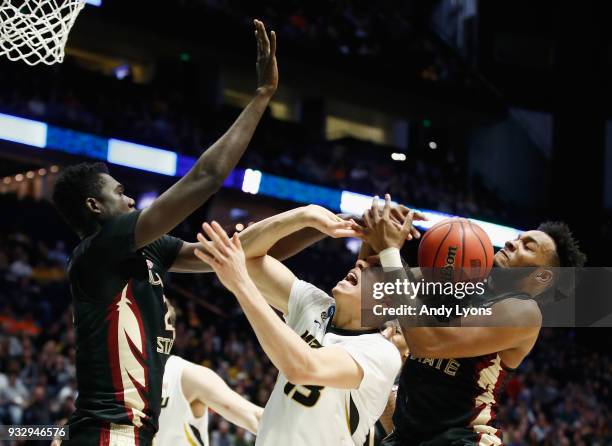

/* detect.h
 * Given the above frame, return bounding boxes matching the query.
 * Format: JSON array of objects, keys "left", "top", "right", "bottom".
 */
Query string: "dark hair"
[
  {"left": 51, "top": 162, "right": 109, "bottom": 236},
  {"left": 537, "top": 221, "right": 587, "bottom": 267}
]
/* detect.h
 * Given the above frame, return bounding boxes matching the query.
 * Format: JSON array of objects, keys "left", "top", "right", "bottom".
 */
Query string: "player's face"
[
  {"left": 95, "top": 173, "right": 136, "bottom": 218},
  {"left": 494, "top": 230, "right": 557, "bottom": 268},
  {"left": 332, "top": 256, "right": 381, "bottom": 303}
]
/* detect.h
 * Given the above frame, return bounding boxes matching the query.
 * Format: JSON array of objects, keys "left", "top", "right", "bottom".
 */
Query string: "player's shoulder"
[
  {"left": 290, "top": 279, "right": 332, "bottom": 299},
  {"left": 163, "top": 355, "right": 190, "bottom": 388},
  {"left": 356, "top": 332, "right": 400, "bottom": 356},
  {"left": 491, "top": 295, "right": 542, "bottom": 326},
  {"left": 288, "top": 279, "right": 335, "bottom": 313},
  {"left": 72, "top": 210, "right": 142, "bottom": 263},
  {"left": 165, "top": 354, "right": 188, "bottom": 372},
  {"left": 285, "top": 280, "right": 335, "bottom": 329},
  {"left": 332, "top": 330, "right": 401, "bottom": 365}
]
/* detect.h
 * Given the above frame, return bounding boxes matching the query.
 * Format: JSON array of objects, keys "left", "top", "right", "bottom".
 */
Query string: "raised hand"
[
  {"left": 194, "top": 221, "right": 251, "bottom": 294},
  {"left": 254, "top": 19, "right": 278, "bottom": 97},
  {"left": 305, "top": 205, "right": 360, "bottom": 238},
  {"left": 344, "top": 203, "right": 426, "bottom": 241},
  {"left": 389, "top": 204, "right": 427, "bottom": 241},
  {"left": 361, "top": 194, "right": 415, "bottom": 253}
]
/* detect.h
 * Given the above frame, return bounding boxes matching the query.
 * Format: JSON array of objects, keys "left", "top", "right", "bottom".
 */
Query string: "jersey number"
[
  {"left": 284, "top": 382, "right": 323, "bottom": 407},
  {"left": 160, "top": 397, "right": 169, "bottom": 408}
]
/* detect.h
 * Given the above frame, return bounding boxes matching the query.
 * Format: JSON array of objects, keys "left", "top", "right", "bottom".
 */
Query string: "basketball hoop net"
[{"left": 0, "top": 0, "right": 85, "bottom": 65}]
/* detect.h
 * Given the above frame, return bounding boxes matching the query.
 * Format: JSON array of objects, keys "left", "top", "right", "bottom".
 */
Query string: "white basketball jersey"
[
  {"left": 154, "top": 355, "right": 209, "bottom": 446},
  {"left": 256, "top": 280, "right": 402, "bottom": 446}
]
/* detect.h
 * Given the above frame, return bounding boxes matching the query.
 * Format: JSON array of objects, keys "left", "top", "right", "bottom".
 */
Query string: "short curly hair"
[
  {"left": 51, "top": 162, "right": 109, "bottom": 236},
  {"left": 537, "top": 221, "right": 587, "bottom": 267}
]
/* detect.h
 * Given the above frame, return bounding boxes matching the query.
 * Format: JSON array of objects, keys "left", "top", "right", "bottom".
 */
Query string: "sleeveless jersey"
[
  {"left": 66, "top": 210, "right": 182, "bottom": 443},
  {"left": 256, "top": 280, "right": 401, "bottom": 446},
  {"left": 155, "top": 355, "right": 209, "bottom": 446}
]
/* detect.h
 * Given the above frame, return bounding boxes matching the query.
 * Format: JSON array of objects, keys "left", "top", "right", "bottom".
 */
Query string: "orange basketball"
[{"left": 418, "top": 217, "right": 494, "bottom": 283}]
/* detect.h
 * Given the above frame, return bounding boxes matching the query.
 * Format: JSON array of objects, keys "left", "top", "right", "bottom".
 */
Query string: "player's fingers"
[
  {"left": 410, "top": 226, "right": 421, "bottom": 239},
  {"left": 349, "top": 219, "right": 365, "bottom": 230},
  {"left": 194, "top": 248, "right": 217, "bottom": 267},
  {"left": 401, "top": 211, "right": 414, "bottom": 236},
  {"left": 202, "top": 234, "right": 225, "bottom": 260},
  {"left": 333, "top": 228, "right": 360, "bottom": 238},
  {"left": 211, "top": 221, "right": 232, "bottom": 246},
  {"left": 254, "top": 20, "right": 262, "bottom": 53},
  {"left": 363, "top": 208, "right": 373, "bottom": 229},
  {"left": 270, "top": 30, "right": 277, "bottom": 56},
  {"left": 372, "top": 196, "right": 380, "bottom": 222},
  {"left": 413, "top": 210, "right": 428, "bottom": 221},
  {"left": 390, "top": 206, "right": 401, "bottom": 221},
  {"left": 232, "top": 232, "right": 242, "bottom": 250},
  {"left": 334, "top": 219, "right": 354, "bottom": 229},
  {"left": 202, "top": 223, "right": 229, "bottom": 256},
  {"left": 258, "top": 20, "right": 270, "bottom": 54},
  {"left": 383, "top": 194, "right": 391, "bottom": 219}
]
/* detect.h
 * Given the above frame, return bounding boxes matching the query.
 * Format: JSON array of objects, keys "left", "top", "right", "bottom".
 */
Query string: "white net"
[{"left": 0, "top": 0, "right": 85, "bottom": 66}]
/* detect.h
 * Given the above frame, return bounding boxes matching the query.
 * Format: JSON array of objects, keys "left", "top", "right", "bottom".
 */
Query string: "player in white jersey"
[
  {"left": 154, "top": 355, "right": 263, "bottom": 446},
  {"left": 193, "top": 205, "right": 415, "bottom": 446}
]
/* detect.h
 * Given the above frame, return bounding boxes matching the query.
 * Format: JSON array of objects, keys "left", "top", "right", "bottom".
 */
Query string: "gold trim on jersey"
[{"left": 183, "top": 423, "right": 199, "bottom": 446}]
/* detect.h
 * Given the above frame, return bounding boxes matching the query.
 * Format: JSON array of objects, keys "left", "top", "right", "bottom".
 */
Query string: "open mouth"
[{"left": 345, "top": 270, "right": 358, "bottom": 286}]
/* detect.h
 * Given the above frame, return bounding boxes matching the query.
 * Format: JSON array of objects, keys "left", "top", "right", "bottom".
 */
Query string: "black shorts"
[{"left": 382, "top": 428, "right": 501, "bottom": 446}]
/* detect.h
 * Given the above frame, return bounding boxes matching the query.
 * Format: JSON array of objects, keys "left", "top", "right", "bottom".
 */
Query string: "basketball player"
[
  {"left": 193, "top": 205, "right": 407, "bottom": 446},
  {"left": 155, "top": 355, "right": 262, "bottom": 446},
  {"left": 359, "top": 195, "right": 587, "bottom": 446},
  {"left": 50, "top": 20, "right": 278, "bottom": 446}
]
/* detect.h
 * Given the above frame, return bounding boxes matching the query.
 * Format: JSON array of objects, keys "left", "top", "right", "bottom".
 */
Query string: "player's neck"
[{"left": 332, "top": 300, "right": 374, "bottom": 331}]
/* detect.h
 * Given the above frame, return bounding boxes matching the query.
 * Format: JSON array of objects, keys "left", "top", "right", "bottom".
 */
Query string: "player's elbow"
[
  {"left": 247, "top": 407, "right": 264, "bottom": 434},
  {"left": 201, "top": 170, "right": 225, "bottom": 193},
  {"left": 282, "top": 354, "right": 317, "bottom": 385},
  {"left": 283, "top": 363, "right": 310, "bottom": 385},
  {"left": 189, "top": 166, "right": 225, "bottom": 194}
]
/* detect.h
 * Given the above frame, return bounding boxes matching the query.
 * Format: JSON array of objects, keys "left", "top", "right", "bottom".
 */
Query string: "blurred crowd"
[
  {"left": 0, "top": 59, "right": 505, "bottom": 223},
  {"left": 0, "top": 197, "right": 610, "bottom": 445},
  {"left": 177, "top": 0, "right": 458, "bottom": 78},
  {"left": 499, "top": 329, "right": 612, "bottom": 445}
]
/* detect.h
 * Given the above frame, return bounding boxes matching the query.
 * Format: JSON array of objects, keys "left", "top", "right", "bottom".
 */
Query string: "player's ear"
[
  {"left": 85, "top": 197, "right": 102, "bottom": 215},
  {"left": 535, "top": 268, "right": 554, "bottom": 285}
]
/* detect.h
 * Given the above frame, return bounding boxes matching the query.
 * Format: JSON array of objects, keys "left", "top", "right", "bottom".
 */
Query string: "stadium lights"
[
  {"left": 0, "top": 112, "right": 523, "bottom": 247},
  {"left": 428, "top": 141, "right": 437, "bottom": 149},
  {"left": 242, "top": 169, "right": 262, "bottom": 194},
  {"left": 0, "top": 113, "right": 47, "bottom": 148},
  {"left": 391, "top": 152, "right": 407, "bottom": 161},
  {"left": 107, "top": 139, "right": 177, "bottom": 176}
]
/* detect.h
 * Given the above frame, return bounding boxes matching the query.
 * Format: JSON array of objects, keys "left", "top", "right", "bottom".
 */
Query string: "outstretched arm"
[
  {"left": 234, "top": 205, "right": 357, "bottom": 259},
  {"left": 173, "top": 205, "right": 355, "bottom": 273},
  {"left": 181, "top": 362, "right": 263, "bottom": 434},
  {"left": 361, "top": 195, "right": 540, "bottom": 361},
  {"left": 266, "top": 212, "right": 365, "bottom": 261},
  {"left": 139, "top": 20, "right": 278, "bottom": 253},
  {"left": 194, "top": 222, "right": 365, "bottom": 389},
  {"left": 220, "top": 205, "right": 356, "bottom": 312}
]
